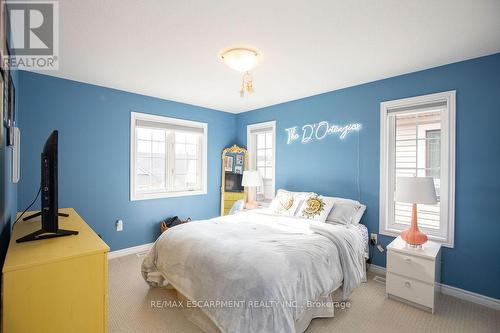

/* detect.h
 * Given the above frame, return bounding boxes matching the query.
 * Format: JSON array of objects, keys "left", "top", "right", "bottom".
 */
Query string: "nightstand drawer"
[
  {"left": 388, "top": 250, "right": 435, "bottom": 283},
  {"left": 386, "top": 272, "right": 434, "bottom": 309}
]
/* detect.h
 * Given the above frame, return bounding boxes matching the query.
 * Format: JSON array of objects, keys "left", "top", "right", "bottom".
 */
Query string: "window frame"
[
  {"left": 247, "top": 121, "right": 276, "bottom": 203},
  {"left": 379, "top": 91, "right": 456, "bottom": 247},
  {"left": 130, "top": 111, "right": 208, "bottom": 201}
]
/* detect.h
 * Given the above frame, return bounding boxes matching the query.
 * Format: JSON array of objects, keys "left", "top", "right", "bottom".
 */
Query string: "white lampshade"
[
  {"left": 395, "top": 177, "right": 437, "bottom": 204},
  {"left": 241, "top": 170, "right": 263, "bottom": 187},
  {"left": 220, "top": 47, "right": 260, "bottom": 72}
]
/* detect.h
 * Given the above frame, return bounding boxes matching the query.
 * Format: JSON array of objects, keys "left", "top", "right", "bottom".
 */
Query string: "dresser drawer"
[
  {"left": 224, "top": 199, "right": 239, "bottom": 210},
  {"left": 225, "top": 192, "right": 245, "bottom": 200},
  {"left": 386, "top": 272, "right": 434, "bottom": 309},
  {"left": 387, "top": 250, "right": 435, "bottom": 283}
]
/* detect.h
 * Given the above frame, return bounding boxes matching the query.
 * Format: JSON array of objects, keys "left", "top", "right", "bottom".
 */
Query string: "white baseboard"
[
  {"left": 438, "top": 283, "right": 500, "bottom": 311},
  {"left": 107, "top": 242, "right": 154, "bottom": 260},
  {"left": 367, "top": 264, "right": 386, "bottom": 277},
  {"left": 367, "top": 264, "right": 500, "bottom": 311}
]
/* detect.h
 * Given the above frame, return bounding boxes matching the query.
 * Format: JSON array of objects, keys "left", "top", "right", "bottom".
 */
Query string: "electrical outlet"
[
  {"left": 370, "top": 233, "right": 378, "bottom": 244},
  {"left": 116, "top": 219, "right": 123, "bottom": 232}
]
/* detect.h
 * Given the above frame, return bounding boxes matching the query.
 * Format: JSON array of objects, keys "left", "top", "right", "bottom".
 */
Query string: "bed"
[{"left": 142, "top": 207, "right": 367, "bottom": 333}]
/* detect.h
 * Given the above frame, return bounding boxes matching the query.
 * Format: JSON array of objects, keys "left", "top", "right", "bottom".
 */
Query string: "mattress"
[
  {"left": 327, "top": 222, "right": 369, "bottom": 258},
  {"left": 355, "top": 223, "right": 369, "bottom": 258}
]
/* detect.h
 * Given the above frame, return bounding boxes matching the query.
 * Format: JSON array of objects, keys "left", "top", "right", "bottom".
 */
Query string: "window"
[
  {"left": 247, "top": 121, "right": 276, "bottom": 202},
  {"left": 426, "top": 130, "right": 441, "bottom": 179},
  {"left": 130, "top": 112, "right": 207, "bottom": 200},
  {"left": 380, "top": 91, "right": 455, "bottom": 247}
]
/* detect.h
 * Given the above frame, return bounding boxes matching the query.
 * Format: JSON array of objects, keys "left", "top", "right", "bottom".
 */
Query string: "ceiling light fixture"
[{"left": 219, "top": 47, "right": 260, "bottom": 97}]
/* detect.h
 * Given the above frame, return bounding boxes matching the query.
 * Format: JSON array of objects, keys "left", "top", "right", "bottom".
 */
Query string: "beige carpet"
[{"left": 109, "top": 254, "right": 500, "bottom": 333}]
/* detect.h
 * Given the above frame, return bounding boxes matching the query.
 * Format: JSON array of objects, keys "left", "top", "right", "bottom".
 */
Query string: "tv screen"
[
  {"left": 225, "top": 172, "right": 243, "bottom": 192},
  {"left": 41, "top": 130, "right": 59, "bottom": 232},
  {"left": 16, "top": 130, "right": 78, "bottom": 243}
]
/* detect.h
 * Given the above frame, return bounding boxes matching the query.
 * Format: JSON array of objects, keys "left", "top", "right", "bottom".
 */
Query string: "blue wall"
[
  {"left": 16, "top": 53, "right": 500, "bottom": 299},
  {"left": 17, "top": 72, "right": 236, "bottom": 251},
  {"left": 0, "top": 68, "right": 19, "bottom": 272},
  {"left": 235, "top": 53, "right": 500, "bottom": 299},
  {"left": 1, "top": 19, "right": 20, "bottom": 284}
]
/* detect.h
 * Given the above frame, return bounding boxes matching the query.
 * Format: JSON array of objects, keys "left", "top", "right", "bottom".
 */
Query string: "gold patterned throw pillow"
[
  {"left": 302, "top": 196, "right": 325, "bottom": 218},
  {"left": 297, "top": 195, "right": 335, "bottom": 222},
  {"left": 268, "top": 190, "right": 311, "bottom": 216}
]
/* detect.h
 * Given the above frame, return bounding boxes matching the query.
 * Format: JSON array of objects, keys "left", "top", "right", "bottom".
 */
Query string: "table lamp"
[
  {"left": 242, "top": 170, "right": 263, "bottom": 209},
  {"left": 395, "top": 177, "right": 437, "bottom": 247}
]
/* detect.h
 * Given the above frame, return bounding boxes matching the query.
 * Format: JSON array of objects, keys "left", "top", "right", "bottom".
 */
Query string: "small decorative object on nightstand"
[{"left": 386, "top": 236, "right": 441, "bottom": 313}]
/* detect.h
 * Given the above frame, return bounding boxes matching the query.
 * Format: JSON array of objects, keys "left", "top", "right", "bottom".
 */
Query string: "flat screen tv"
[
  {"left": 16, "top": 130, "right": 78, "bottom": 243},
  {"left": 225, "top": 172, "right": 243, "bottom": 192}
]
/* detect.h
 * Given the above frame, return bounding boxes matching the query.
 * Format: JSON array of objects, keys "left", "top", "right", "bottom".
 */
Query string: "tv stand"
[
  {"left": 23, "top": 211, "right": 70, "bottom": 221},
  {"left": 17, "top": 210, "right": 78, "bottom": 243},
  {"left": 16, "top": 228, "right": 79, "bottom": 243}
]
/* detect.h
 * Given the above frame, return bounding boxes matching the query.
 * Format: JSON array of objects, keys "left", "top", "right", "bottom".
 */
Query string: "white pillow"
[
  {"left": 296, "top": 195, "right": 335, "bottom": 222},
  {"left": 268, "top": 189, "right": 312, "bottom": 216},
  {"left": 326, "top": 197, "right": 366, "bottom": 225}
]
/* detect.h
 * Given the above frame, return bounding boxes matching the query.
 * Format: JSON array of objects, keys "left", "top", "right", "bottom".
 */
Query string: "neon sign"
[{"left": 285, "top": 121, "right": 362, "bottom": 144}]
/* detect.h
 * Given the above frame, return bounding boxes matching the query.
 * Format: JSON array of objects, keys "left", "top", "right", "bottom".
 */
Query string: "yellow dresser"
[
  {"left": 223, "top": 191, "right": 246, "bottom": 215},
  {"left": 2, "top": 208, "right": 109, "bottom": 333}
]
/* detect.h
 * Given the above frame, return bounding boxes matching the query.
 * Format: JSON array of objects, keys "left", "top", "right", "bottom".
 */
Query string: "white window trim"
[
  {"left": 130, "top": 111, "right": 208, "bottom": 201},
  {"left": 379, "top": 91, "right": 456, "bottom": 247},
  {"left": 247, "top": 121, "right": 276, "bottom": 201}
]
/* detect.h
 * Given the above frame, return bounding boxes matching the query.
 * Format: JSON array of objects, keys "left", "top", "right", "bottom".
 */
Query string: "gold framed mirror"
[{"left": 221, "top": 145, "right": 248, "bottom": 215}]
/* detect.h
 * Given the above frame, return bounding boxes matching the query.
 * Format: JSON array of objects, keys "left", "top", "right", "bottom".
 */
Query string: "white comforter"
[{"left": 142, "top": 210, "right": 365, "bottom": 333}]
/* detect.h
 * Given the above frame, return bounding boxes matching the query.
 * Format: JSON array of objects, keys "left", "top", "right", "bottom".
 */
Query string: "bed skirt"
[
  {"left": 167, "top": 261, "right": 367, "bottom": 333},
  {"left": 175, "top": 288, "right": 341, "bottom": 333}
]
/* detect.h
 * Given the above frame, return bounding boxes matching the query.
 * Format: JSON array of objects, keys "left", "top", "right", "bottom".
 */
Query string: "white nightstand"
[{"left": 386, "top": 236, "right": 441, "bottom": 313}]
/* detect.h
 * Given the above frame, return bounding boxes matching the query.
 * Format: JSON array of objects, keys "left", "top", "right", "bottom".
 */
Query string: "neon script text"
[{"left": 285, "top": 121, "right": 361, "bottom": 144}]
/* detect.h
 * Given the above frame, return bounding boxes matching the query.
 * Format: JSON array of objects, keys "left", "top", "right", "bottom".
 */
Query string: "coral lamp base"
[{"left": 401, "top": 203, "right": 428, "bottom": 247}]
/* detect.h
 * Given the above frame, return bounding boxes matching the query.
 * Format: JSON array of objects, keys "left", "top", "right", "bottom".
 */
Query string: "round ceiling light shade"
[{"left": 219, "top": 47, "right": 260, "bottom": 72}]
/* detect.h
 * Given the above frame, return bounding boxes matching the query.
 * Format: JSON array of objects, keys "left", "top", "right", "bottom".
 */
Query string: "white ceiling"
[{"left": 37, "top": 0, "right": 500, "bottom": 113}]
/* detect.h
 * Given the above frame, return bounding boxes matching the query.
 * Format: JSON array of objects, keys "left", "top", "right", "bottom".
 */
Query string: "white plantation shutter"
[
  {"left": 380, "top": 92, "right": 455, "bottom": 247},
  {"left": 136, "top": 119, "right": 204, "bottom": 134}
]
